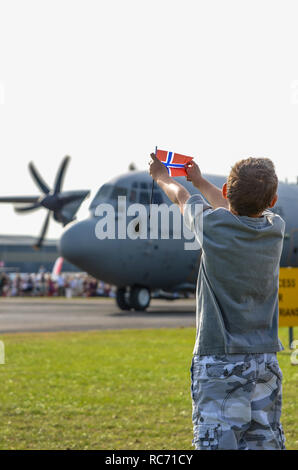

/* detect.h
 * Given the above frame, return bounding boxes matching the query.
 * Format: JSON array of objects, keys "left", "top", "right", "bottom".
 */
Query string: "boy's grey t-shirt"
[{"left": 184, "top": 194, "right": 285, "bottom": 356}]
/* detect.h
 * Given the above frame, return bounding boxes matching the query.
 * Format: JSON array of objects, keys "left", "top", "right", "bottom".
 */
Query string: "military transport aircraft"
[{"left": 1, "top": 156, "right": 297, "bottom": 311}]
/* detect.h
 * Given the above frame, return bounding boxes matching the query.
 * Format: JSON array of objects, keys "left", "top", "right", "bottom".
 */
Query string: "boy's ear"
[
  {"left": 269, "top": 194, "right": 278, "bottom": 208},
  {"left": 222, "top": 182, "right": 228, "bottom": 199}
]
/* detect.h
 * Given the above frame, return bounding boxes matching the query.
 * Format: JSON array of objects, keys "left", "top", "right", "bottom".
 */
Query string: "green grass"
[{"left": 0, "top": 327, "right": 297, "bottom": 450}]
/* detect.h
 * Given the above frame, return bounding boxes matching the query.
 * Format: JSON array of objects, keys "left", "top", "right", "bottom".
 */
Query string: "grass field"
[{"left": 0, "top": 327, "right": 297, "bottom": 450}]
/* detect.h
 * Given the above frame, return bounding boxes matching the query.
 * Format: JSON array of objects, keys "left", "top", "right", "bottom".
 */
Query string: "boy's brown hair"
[{"left": 227, "top": 157, "right": 278, "bottom": 216}]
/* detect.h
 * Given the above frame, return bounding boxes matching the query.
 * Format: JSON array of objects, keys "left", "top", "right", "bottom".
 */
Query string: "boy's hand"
[
  {"left": 149, "top": 153, "right": 169, "bottom": 181},
  {"left": 185, "top": 160, "right": 202, "bottom": 187}
]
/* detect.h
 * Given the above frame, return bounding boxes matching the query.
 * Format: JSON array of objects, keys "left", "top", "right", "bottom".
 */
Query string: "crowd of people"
[{"left": 0, "top": 270, "right": 115, "bottom": 298}]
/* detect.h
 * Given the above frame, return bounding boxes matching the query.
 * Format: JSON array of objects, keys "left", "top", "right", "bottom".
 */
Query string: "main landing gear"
[{"left": 116, "top": 286, "right": 151, "bottom": 311}]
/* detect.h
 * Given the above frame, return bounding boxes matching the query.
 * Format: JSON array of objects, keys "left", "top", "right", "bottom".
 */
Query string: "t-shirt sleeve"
[{"left": 183, "top": 194, "right": 212, "bottom": 234}]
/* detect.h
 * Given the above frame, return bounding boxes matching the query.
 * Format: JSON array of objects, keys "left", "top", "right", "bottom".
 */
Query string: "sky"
[{"left": 1, "top": 0, "right": 298, "bottom": 239}]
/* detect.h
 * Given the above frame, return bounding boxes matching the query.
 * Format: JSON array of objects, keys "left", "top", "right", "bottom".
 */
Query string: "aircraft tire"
[
  {"left": 130, "top": 286, "right": 151, "bottom": 311},
  {"left": 116, "top": 287, "right": 131, "bottom": 310}
]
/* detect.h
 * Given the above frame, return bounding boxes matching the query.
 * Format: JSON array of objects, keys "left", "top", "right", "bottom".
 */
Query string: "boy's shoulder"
[
  {"left": 204, "top": 206, "right": 285, "bottom": 232},
  {"left": 184, "top": 194, "right": 285, "bottom": 236}
]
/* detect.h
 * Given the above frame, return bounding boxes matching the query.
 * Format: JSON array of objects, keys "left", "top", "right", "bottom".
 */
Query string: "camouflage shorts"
[{"left": 190, "top": 352, "right": 286, "bottom": 450}]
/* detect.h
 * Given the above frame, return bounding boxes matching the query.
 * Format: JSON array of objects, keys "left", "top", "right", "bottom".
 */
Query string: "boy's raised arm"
[
  {"left": 149, "top": 153, "right": 190, "bottom": 214},
  {"left": 185, "top": 161, "right": 229, "bottom": 210}
]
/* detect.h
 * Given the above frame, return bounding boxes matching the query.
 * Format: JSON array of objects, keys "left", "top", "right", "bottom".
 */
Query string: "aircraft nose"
[
  {"left": 58, "top": 218, "right": 126, "bottom": 285},
  {"left": 58, "top": 218, "right": 122, "bottom": 283},
  {"left": 59, "top": 219, "right": 94, "bottom": 268}
]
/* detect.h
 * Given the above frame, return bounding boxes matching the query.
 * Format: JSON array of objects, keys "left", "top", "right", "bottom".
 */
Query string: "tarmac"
[{"left": 0, "top": 297, "right": 196, "bottom": 333}]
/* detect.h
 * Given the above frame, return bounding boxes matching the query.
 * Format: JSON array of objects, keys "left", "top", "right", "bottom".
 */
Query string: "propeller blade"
[
  {"left": 58, "top": 190, "right": 90, "bottom": 204},
  {"left": 1, "top": 156, "right": 90, "bottom": 233},
  {"left": 14, "top": 203, "right": 41, "bottom": 213},
  {"left": 54, "top": 155, "right": 70, "bottom": 194},
  {"left": 33, "top": 210, "right": 51, "bottom": 250},
  {"left": 0, "top": 196, "right": 40, "bottom": 203},
  {"left": 29, "top": 162, "right": 50, "bottom": 195},
  {"left": 53, "top": 190, "right": 90, "bottom": 225}
]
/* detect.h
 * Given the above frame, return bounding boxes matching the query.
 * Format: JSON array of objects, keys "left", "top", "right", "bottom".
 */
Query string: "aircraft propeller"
[{"left": 0, "top": 156, "right": 90, "bottom": 249}]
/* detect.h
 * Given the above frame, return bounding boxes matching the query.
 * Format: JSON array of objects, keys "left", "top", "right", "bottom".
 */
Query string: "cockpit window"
[
  {"left": 90, "top": 184, "right": 112, "bottom": 205},
  {"left": 90, "top": 181, "right": 164, "bottom": 213},
  {"left": 89, "top": 184, "right": 113, "bottom": 211},
  {"left": 139, "top": 191, "right": 150, "bottom": 205},
  {"left": 130, "top": 185, "right": 164, "bottom": 205},
  {"left": 152, "top": 191, "right": 163, "bottom": 204},
  {"left": 129, "top": 189, "right": 137, "bottom": 202},
  {"left": 110, "top": 186, "right": 128, "bottom": 199}
]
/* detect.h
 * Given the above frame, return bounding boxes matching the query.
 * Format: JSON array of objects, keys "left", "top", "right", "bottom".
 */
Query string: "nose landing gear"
[{"left": 116, "top": 286, "right": 151, "bottom": 311}]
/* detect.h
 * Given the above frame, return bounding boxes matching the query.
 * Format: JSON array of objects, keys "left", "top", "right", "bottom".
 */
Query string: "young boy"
[{"left": 149, "top": 154, "right": 286, "bottom": 450}]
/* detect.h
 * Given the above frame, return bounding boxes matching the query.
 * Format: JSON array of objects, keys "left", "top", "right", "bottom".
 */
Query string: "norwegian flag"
[{"left": 156, "top": 149, "right": 193, "bottom": 177}]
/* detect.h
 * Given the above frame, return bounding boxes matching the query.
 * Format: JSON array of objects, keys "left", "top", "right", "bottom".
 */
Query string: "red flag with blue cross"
[{"left": 156, "top": 149, "right": 193, "bottom": 177}]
